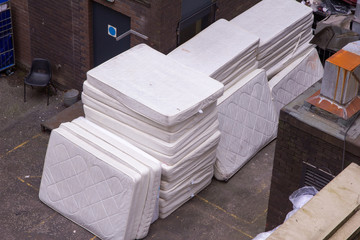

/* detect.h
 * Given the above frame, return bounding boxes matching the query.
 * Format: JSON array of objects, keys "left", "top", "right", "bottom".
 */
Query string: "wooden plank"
[
  {"left": 329, "top": 210, "right": 360, "bottom": 240},
  {"left": 267, "top": 163, "right": 360, "bottom": 240},
  {"left": 41, "top": 100, "right": 84, "bottom": 131}
]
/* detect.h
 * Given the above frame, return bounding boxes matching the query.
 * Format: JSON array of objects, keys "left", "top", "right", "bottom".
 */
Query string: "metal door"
[{"left": 93, "top": 2, "right": 130, "bottom": 66}]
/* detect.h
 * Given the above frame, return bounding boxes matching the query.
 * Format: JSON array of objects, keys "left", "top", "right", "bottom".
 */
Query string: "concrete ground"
[{"left": 0, "top": 70, "right": 275, "bottom": 240}]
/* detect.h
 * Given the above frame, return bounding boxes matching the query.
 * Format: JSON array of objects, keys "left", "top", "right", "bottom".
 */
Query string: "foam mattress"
[
  {"left": 230, "top": 0, "right": 313, "bottom": 52},
  {"left": 161, "top": 130, "right": 220, "bottom": 182},
  {"left": 160, "top": 148, "right": 216, "bottom": 191},
  {"left": 168, "top": 19, "right": 259, "bottom": 84},
  {"left": 256, "top": 21, "right": 313, "bottom": 60},
  {"left": 84, "top": 104, "right": 218, "bottom": 156},
  {"left": 86, "top": 44, "right": 224, "bottom": 127},
  {"left": 215, "top": 69, "right": 278, "bottom": 181},
  {"left": 82, "top": 80, "right": 216, "bottom": 133},
  {"left": 159, "top": 165, "right": 214, "bottom": 219},
  {"left": 82, "top": 92, "right": 217, "bottom": 143},
  {"left": 269, "top": 47, "right": 324, "bottom": 116},
  {"left": 39, "top": 128, "right": 142, "bottom": 240},
  {"left": 85, "top": 105, "right": 220, "bottom": 165},
  {"left": 258, "top": 28, "right": 313, "bottom": 68}
]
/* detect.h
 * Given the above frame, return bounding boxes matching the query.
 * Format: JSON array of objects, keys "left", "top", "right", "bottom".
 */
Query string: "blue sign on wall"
[{"left": 108, "top": 25, "right": 117, "bottom": 38}]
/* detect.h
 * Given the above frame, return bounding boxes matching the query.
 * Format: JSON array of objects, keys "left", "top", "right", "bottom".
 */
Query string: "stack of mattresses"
[
  {"left": 214, "top": 69, "right": 278, "bottom": 181},
  {"left": 269, "top": 48, "right": 324, "bottom": 118},
  {"left": 81, "top": 44, "right": 224, "bottom": 218},
  {"left": 230, "top": 0, "right": 314, "bottom": 78},
  {"left": 39, "top": 117, "right": 162, "bottom": 240},
  {"left": 168, "top": 19, "right": 259, "bottom": 89}
]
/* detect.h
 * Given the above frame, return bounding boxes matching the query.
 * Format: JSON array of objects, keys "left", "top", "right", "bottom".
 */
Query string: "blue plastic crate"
[{"left": 0, "top": 1, "right": 14, "bottom": 72}]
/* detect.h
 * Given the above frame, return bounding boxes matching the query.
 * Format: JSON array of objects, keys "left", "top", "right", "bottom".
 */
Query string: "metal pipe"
[{"left": 116, "top": 29, "right": 148, "bottom": 41}]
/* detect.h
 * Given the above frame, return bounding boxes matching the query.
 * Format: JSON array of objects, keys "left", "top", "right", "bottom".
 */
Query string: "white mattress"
[
  {"left": 168, "top": 19, "right": 259, "bottom": 83},
  {"left": 343, "top": 40, "right": 360, "bottom": 55},
  {"left": 82, "top": 80, "right": 216, "bottom": 133},
  {"left": 269, "top": 47, "right": 324, "bottom": 116},
  {"left": 215, "top": 69, "right": 278, "bottom": 181},
  {"left": 159, "top": 165, "right": 214, "bottom": 219},
  {"left": 39, "top": 128, "right": 142, "bottom": 240},
  {"left": 161, "top": 130, "right": 220, "bottom": 182},
  {"left": 85, "top": 106, "right": 220, "bottom": 165},
  {"left": 71, "top": 117, "right": 162, "bottom": 224},
  {"left": 84, "top": 104, "right": 218, "bottom": 156},
  {"left": 230, "top": 0, "right": 313, "bottom": 51},
  {"left": 266, "top": 42, "right": 314, "bottom": 79},
  {"left": 82, "top": 92, "right": 217, "bottom": 143},
  {"left": 59, "top": 120, "right": 161, "bottom": 238},
  {"left": 160, "top": 148, "right": 216, "bottom": 191},
  {"left": 86, "top": 44, "right": 224, "bottom": 127},
  {"left": 257, "top": 21, "right": 313, "bottom": 60},
  {"left": 258, "top": 28, "right": 313, "bottom": 68},
  {"left": 221, "top": 59, "right": 258, "bottom": 88}
]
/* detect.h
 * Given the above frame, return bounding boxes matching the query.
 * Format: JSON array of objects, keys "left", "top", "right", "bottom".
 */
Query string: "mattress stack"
[
  {"left": 230, "top": 0, "right": 314, "bottom": 78},
  {"left": 81, "top": 44, "right": 224, "bottom": 218},
  {"left": 215, "top": 69, "right": 278, "bottom": 181},
  {"left": 39, "top": 117, "right": 162, "bottom": 240},
  {"left": 168, "top": 19, "right": 259, "bottom": 89}
]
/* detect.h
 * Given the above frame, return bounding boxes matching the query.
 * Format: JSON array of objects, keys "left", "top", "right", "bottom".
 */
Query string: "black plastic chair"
[{"left": 24, "top": 58, "right": 53, "bottom": 105}]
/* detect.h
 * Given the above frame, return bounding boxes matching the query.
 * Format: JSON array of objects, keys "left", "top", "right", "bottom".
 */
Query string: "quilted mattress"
[
  {"left": 86, "top": 43, "right": 224, "bottom": 127},
  {"left": 230, "top": 0, "right": 313, "bottom": 52},
  {"left": 84, "top": 105, "right": 220, "bottom": 166},
  {"left": 39, "top": 128, "right": 143, "bottom": 240},
  {"left": 57, "top": 123, "right": 152, "bottom": 239},
  {"left": 168, "top": 19, "right": 259, "bottom": 87},
  {"left": 82, "top": 92, "right": 217, "bottom": 143},
  {"left": 269, "top": 47, "right": 324, "bottom": 117},
  {"left": 215, "top": 69, "right": 278, "bottom": 181},
  {"left": 71, "top": 117, "right": 162, "bottom": 224},
  {"left": 61, "top": 118, "right": 162, "bottom": 236}
]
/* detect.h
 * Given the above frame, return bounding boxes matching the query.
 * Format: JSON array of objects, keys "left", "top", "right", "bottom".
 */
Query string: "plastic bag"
[
  {"left": 289, "top": 186, "right": 318, "bottom": 209},
  {"left": 302, "top": 0, "right": 352, "bottom": 15},
  {"left": 253, "top": 186, "right": 318, "bottom": 240}
]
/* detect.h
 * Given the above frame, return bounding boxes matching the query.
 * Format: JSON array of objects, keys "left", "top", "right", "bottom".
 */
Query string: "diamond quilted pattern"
[
  {"left": 39, "top": 131, "right": 136, "bottom": 239},
  {"left": 270, "top": 48, "right": 323, "bottom": 115},
  {"left": 215, "top": 70, "right": 277, "bottom": 180}
]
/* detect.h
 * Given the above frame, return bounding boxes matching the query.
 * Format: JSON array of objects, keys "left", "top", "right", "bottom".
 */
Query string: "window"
[{"left": 177, "top": 1, "right": 217, "bottom": 45}]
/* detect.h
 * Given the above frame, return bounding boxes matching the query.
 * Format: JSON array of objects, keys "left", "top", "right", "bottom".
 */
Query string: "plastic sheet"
[
  {"left": 253, "top": 186, "right": 318, "bottom": 240},
  {"left": 301, "top": 0, "right": 352, "bottom": 15}
]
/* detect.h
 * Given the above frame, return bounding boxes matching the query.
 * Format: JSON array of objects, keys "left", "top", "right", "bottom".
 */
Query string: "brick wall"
[
  {"left": 216, "top": 0, "right": 261, "bottom": 21},
  {"left": 266, "top": 102, "right": 360, "bottom": 230},
  {"left": 10, "top": 0, "right": 259, "bottom": 90},
  {"left": 27, "top": 0, "right": 78, "bottom": 89},
  {"left": 11, "top": 0, "right": 31, "bottom": 68}
]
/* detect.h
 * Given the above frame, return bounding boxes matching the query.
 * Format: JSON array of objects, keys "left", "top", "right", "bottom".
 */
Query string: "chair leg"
[
  {"left": 24, "top": 83, "right": 26, "bottom": 102},
  {"left": 47, "top": 84, "right": 50, "bottom": 106},
  {"left": 51, "top": 82, "right": 57, "bottom": 95}
]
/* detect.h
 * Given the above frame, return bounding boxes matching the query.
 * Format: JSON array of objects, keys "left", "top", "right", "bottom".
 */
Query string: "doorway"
[{"left": 93, "top": 2, "right": 131, "bottom": 66}]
